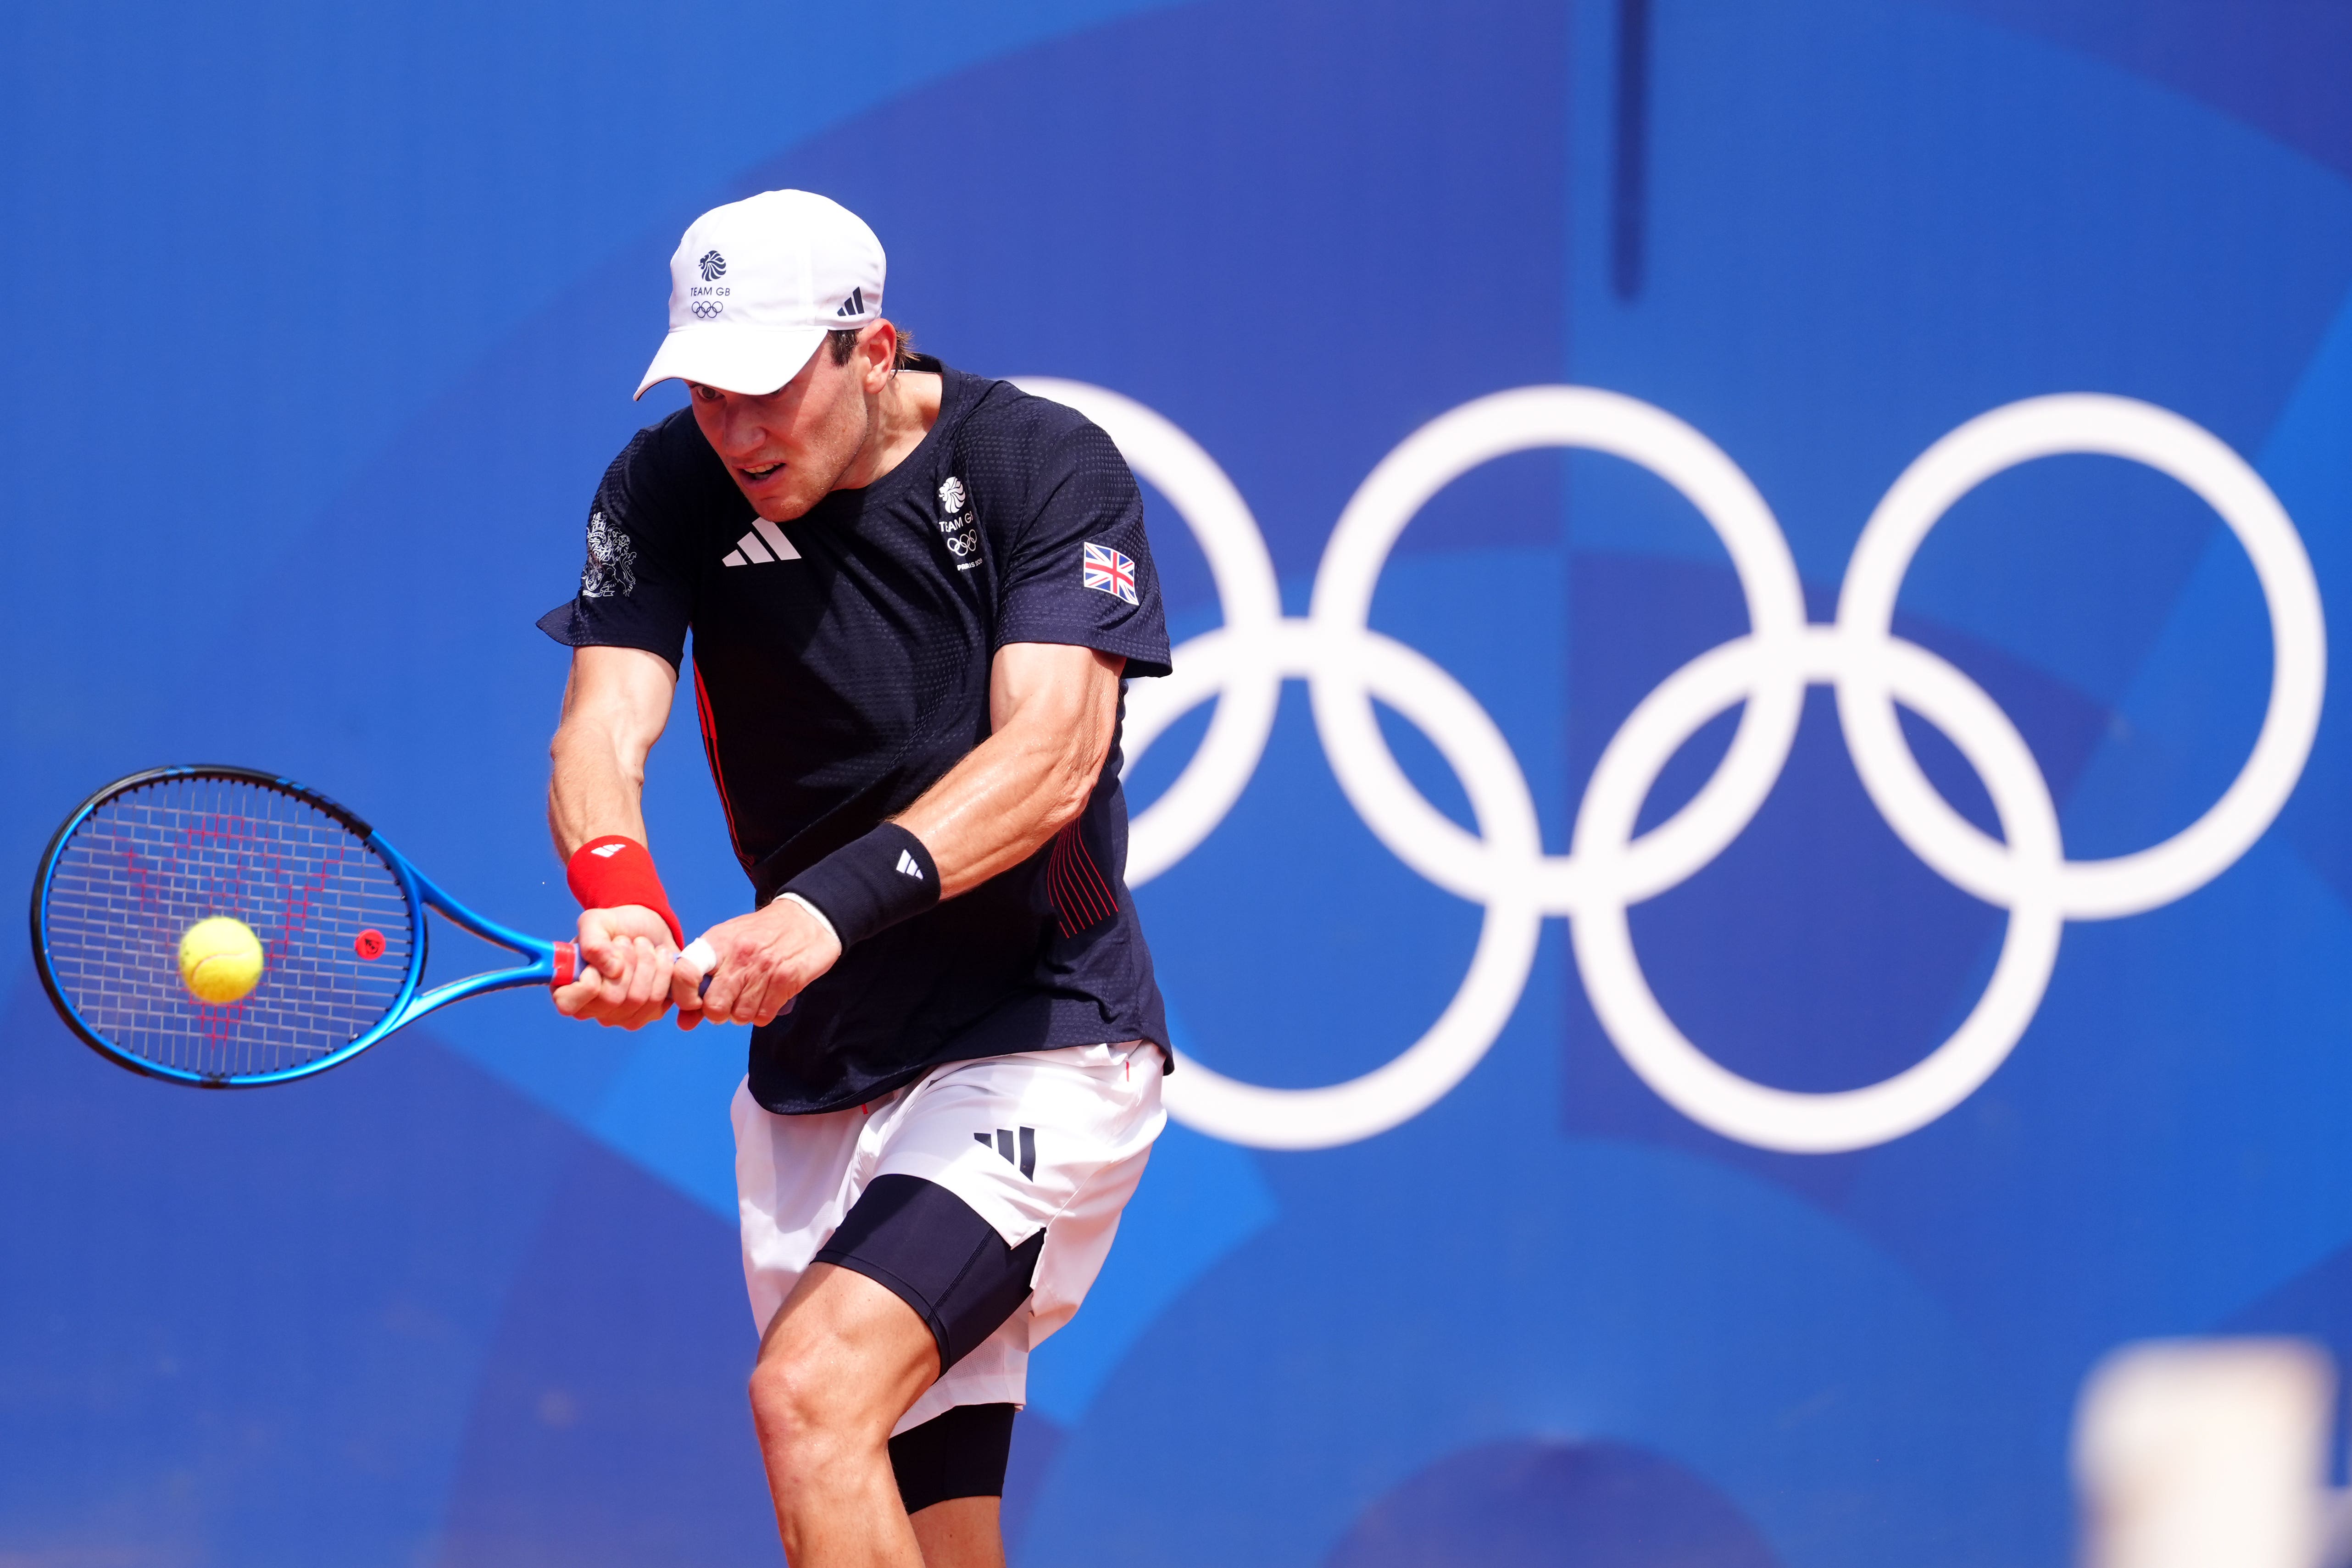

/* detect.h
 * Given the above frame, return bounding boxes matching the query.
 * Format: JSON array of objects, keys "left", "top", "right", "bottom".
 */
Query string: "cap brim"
[{"left": 634, "top": 324, "right": 829, "bottom": 400}]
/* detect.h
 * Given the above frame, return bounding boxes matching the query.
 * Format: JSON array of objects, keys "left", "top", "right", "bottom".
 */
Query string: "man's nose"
[
  {"left": 717, "top": 404, "right": 771, "bottom": 460},
  {"left": 719, "top": 411, "right": 767, "bottom": 461}
]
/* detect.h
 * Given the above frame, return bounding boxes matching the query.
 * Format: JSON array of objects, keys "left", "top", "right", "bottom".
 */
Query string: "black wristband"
[{"left": 780, "top": 823, "right": 940, "bottom": 949}]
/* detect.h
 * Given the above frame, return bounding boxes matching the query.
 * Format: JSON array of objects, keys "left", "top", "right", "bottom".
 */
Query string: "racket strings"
[{"left": 42, "top": 775, "right": 416, "bottom": 1079}]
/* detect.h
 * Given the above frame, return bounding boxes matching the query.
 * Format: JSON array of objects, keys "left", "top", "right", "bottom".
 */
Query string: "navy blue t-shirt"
[{"left": 538, "top": 358, "right": 1172, "bottom": 1114}]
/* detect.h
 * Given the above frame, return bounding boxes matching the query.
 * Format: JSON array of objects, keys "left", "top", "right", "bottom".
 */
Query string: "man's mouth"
[{"left": 741, "top": 462, "right": 784, "bottom": 480}]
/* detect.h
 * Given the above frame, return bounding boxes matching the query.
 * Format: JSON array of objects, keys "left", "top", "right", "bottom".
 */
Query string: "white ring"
[
  {"left": 1836, "top": 395, "right": 2326, "bottom": 919},
  {"left": 1044, "top": 381, "right": 2319, "bottom": 1153},
  {"left": 1134, "top": 625, "right": 1545, "bottom": 1149},
  {"left": 1307, "top": 386, "right": 1811, "bottom": 913},
  {"left": 1573, "top": 628, "right": 2066, "bottom": 1152}
]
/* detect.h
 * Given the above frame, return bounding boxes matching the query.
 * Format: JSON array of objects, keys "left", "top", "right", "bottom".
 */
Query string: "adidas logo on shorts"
[{"left": 975, "top": 1126, "right": 1036, "bottom": 1179}]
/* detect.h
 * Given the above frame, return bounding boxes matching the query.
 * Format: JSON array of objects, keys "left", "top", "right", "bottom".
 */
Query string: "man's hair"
[{"left": 827, "top": 323, "right": 919, "bottom": 370}]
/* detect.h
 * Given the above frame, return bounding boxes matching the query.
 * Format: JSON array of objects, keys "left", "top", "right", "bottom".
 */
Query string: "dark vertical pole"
[{"left": 1610, "top": 0, "right": 1651, "bottom": 300}]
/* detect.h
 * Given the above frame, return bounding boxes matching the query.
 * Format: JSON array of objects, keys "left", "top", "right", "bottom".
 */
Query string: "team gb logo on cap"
[{"left": 698, "top": 250, "right": 726, "bottom": 282}]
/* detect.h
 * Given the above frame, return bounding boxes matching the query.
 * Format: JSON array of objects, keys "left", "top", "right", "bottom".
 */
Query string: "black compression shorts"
[
  {"left": 815, "top": 1173, "right": 1043, "bottom": 1512},
  {"left": 889, "top": 1401, "right": 1018, "bottom": 1513}
]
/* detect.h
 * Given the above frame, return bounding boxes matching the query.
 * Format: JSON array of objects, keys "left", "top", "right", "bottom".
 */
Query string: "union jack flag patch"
[{"left": 1081, "top": 541, "right": 1139, "bottom": 605}]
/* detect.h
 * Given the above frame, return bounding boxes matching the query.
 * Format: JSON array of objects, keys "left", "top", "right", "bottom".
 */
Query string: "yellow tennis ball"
[{"left": 179, "top": 916, "right": 264, "bottom": 1006}]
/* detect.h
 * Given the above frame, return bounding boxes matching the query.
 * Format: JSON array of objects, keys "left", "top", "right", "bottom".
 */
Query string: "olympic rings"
[{"left": 1012, "top": 380, "right": 2324, "bottom": 1155}]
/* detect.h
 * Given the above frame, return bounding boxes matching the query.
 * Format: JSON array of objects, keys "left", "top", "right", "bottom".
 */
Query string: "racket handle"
[{"left": 552, "top": 941, "right": 578, "bottom": 988}]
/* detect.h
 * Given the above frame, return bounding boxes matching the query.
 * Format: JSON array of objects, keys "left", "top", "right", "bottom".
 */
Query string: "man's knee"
[
  {"left": 747, "top": 1262, "right": 942, "bottom": 1462},
  {"left": 748, "top": 1340, "right": 847, "bottom": 1455}
]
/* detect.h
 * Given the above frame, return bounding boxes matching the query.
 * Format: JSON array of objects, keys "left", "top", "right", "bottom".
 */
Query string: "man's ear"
[{"left": 863, "top": 321, "right": 898, "bottom": 389}]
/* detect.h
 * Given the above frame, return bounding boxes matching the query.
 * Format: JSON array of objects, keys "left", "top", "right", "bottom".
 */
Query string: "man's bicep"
[{"left": 988, "top": 641, "right": 1124, "bottom": 741}]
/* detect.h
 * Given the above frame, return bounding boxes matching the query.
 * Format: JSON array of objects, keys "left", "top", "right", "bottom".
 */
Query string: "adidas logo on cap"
[{"left": 637, "top": 190, "right": 887, "bottom": 400}]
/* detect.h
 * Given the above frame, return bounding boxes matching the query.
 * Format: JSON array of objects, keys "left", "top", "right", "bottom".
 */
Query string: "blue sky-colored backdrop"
[{"left": 7, "top": 2, "right": 2352, "bottom": 1562}]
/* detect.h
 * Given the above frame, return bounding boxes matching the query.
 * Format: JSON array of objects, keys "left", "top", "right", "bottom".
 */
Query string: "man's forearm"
[
  {"left": 546, "top": 646, "right": 678, "bottom": 861},
  {"left": 892, "top": 645, "right": 1123, "bottom": 899},
  {"left": 893, "top": 726, "right": 1098, "bottom": 898},
  {"left": 548, "top": 720, "right": 653, "bottom": 859}
]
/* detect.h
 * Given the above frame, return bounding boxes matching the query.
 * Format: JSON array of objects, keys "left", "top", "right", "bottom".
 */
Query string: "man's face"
[{"left": 687, "top": 334, "right": 879, "bottom": 521}]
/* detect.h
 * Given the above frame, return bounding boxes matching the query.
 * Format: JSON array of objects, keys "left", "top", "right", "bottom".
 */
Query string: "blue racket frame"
[{"left": 30, "top": 765, "right": 576, "bottom": 1088}]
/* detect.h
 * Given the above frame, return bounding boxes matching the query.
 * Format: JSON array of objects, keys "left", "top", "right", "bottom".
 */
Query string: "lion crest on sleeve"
[{"left": 580, "top": 509, "right": 637, "bottom": 599}]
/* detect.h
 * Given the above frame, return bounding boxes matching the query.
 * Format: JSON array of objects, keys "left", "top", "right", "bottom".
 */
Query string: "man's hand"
[
  {"left": 553, "top": 904, "right": 678, "bottom": 1029},
  {"left": 671, "top": 898, "right": 844, "bottom": 1029}
]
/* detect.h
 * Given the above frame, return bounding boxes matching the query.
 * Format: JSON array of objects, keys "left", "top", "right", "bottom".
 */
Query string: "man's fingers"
[
  {"left": 556, "top": 913, "right": 691, "bottom": 1029},
  {"left": 651, "top": 933, "right": 812, "bottom": 1028},
  {"left": 733, "top": 975, "right": 773, "bottom": 1028},
  {"left": 738, "top": 965, "right": 801, "bottom": 1029},
  {"left": 625, "top": 936, "right": 664, "bottom": 1005},
  {"left": 624, "top": 937, "right": 675, "bottom": 1028},
  {"left": 552, "top": 974, "right": 604, "bottom": 1016},
  {"left": 578, "top": 912, "right": 639, "bottom": 981},
  {"left": 669, "top": 946, "right": 709, "bottom": 1026},
  {"left": 701, "top": 962, "right": 742, "bottom": 1023},
  {"left": 579, "top": 934, "right": 628, "bottom": 982}
]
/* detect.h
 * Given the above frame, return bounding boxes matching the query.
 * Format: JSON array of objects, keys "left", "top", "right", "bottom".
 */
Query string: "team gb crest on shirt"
[
  {"left": 935, "top": 476, "right": 980, "bottom": 568},
  {"left": 1082, "top": 541, "right": 1138, "bottom": 605}
]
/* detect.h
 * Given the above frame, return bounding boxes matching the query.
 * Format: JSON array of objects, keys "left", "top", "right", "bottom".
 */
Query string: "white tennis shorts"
[{"left": 731, "top": 1038, "right": 1165, "bottom": 1435}]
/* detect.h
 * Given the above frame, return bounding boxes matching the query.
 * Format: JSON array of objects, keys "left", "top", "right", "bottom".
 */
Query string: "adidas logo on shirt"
[
  {"left": 895, "top": 850, "right": 924, "bottom": 880},
  {"left": 974, "top": 1126, "right": 1036, "bottom": 1179},
  {"left": 722, "top": 516, "right": 802, "bottom": 567}
]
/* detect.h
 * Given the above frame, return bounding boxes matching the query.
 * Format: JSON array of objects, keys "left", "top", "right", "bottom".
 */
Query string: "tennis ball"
[{"left": 179, "top": 916, "right": 264, "bottom": 1006}]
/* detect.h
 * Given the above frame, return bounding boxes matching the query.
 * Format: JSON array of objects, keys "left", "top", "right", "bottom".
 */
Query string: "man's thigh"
[
  {"left": 734, "top": 1040, "right": 1165, "bottom": 1429},
  {"left": 756, "top": 1261, "right": 940, "bottom": 1437}
]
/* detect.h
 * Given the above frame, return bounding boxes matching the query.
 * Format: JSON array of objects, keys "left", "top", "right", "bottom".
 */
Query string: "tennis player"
[{"left": 535, "top": 189, "right": 1172, "bottom": 1567}]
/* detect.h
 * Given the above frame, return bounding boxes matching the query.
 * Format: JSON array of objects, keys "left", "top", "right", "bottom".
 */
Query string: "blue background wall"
[{"left": 7, "top": 1, "right": 2352, "bottom": 1562}]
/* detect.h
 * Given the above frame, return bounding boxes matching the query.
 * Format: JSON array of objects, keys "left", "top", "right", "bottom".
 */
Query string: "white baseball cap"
[{"left": 634, "top": 189, "right": 886, "bottom": 400}]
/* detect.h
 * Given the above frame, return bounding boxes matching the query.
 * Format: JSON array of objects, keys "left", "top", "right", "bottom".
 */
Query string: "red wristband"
[{"left": 565, "top": 836, "right": 685, "bottom": 949}]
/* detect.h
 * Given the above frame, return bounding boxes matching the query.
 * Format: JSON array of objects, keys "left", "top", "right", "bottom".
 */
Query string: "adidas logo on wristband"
[
  {"left": 780, "top": 824, "right": 939, "bottom": 949},
  {"left": 565, "top": 835, "right": 686, "bottom": 949}
]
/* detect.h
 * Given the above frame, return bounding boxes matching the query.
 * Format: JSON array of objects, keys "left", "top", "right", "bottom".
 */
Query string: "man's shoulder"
[
  {"left": 934, "top": 363, "right": 1131, "bottom": 506},
  {"left": 944, "top": 363, "right": 1103, "bottom": 449}
]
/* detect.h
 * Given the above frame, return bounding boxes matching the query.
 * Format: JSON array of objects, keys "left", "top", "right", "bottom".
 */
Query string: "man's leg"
[
  {"left": 910, "top": 1498, "right": 1006, "bottom": 1568},
  {"left": 750, "top": 1261, "right": 940, "bottom": 1567},
  {"left": 737, "top": 1044, "right": 1162, "bottom": 1564},
  {"left": 890, "top": 1402, "right": 1018, "bottom": 1568}
]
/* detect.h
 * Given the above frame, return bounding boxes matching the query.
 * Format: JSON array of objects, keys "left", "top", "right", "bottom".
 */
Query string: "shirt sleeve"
[
  {"left": 988, "top": 412, "right": 1173, "bottom": 679},
  {"left": 534, "top": 423, "right": 697, "bottom": 669}
]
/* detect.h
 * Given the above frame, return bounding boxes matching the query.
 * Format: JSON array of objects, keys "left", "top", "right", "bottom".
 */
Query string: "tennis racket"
[{"left": 29, "top": 765, "right": 578, "bottom": 1087}]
